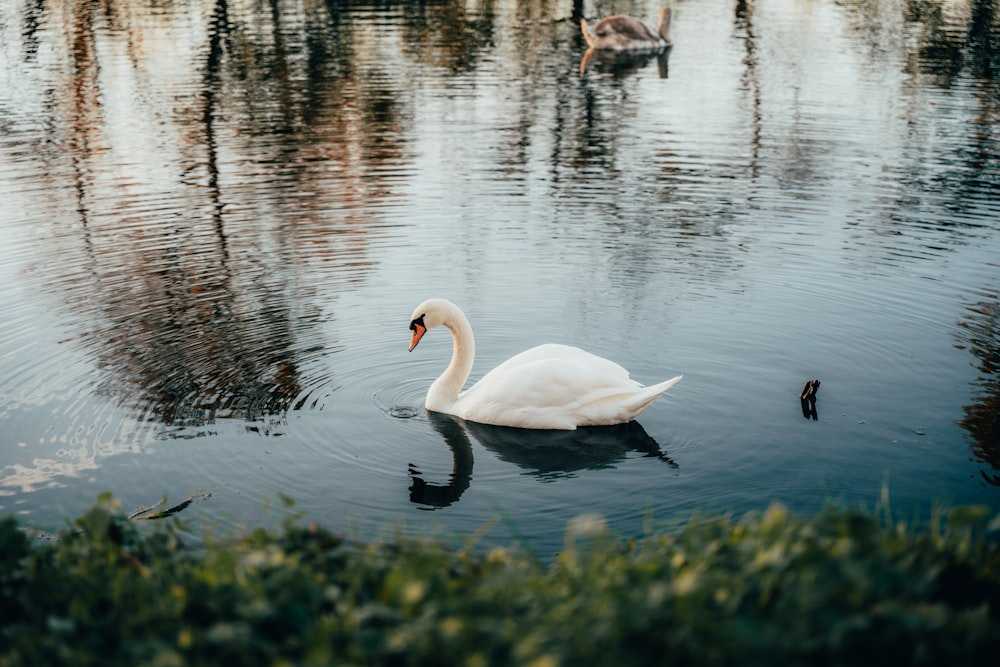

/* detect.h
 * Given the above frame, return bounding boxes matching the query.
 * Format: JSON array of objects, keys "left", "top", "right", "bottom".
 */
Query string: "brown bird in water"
[{"left": 580, "top": 6, "right": 672, "bottom": 51}]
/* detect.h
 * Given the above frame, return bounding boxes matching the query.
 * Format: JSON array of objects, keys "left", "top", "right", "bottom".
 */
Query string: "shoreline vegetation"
[{"left": 3, "top": 495, "right": 1000, "bottom": 666}]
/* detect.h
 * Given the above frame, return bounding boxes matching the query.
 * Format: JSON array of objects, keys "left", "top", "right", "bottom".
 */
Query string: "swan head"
[{"left": 408, "top": 298, "right": 456, "bottom": 352}]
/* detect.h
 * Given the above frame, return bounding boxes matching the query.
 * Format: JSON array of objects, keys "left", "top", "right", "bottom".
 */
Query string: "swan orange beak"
[{"left": 408, "top": 320, "right": 426, "bottom": 352}]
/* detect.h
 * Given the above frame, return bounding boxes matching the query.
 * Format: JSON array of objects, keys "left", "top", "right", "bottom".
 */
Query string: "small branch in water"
[
  {"left": 800, "top": 379, "right": 821, "bottom": 401},
  {"left": 800, "top": 379, "right": 820, "bottom": 421},
  {"left": 129, "top": 492, "right": 212, "bottom": 520}
]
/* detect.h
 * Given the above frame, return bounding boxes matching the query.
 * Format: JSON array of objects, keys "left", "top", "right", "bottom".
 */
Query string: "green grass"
[{"left": 2, "top": 494, "right": 999, "bottom": 666}]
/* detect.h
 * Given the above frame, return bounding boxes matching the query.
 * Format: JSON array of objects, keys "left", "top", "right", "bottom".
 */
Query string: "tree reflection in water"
[
  {"left": 957, "top": 291, "right": 1000, "bottom": 486},
  {"left": 20, "top": 0, "right": 424, "bottom": 432}
]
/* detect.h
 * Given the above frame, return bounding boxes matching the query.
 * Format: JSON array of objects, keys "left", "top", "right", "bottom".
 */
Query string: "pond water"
[{"left": 1, "top": 0, "right": 998, "bottom": 554}]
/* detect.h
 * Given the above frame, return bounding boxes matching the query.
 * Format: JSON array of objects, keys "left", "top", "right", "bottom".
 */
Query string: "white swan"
[
  {"left": 408, "top": 299, "right": 682, "bottom": 430},
  {"left": 580, "top": 6, "right": 672, "bottom": 51}
]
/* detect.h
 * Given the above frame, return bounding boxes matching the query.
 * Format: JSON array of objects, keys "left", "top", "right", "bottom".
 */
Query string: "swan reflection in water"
[
  {"left": 580, "top": 46, "right": 671, "bottom": 78},
  {"left": 409, "top": 412, "right": 677, "bottom": 509}
]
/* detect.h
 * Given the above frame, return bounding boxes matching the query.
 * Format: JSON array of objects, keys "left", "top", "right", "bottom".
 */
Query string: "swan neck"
[{"left": 427, "top": 307, "right": 475, "bottom": 409}]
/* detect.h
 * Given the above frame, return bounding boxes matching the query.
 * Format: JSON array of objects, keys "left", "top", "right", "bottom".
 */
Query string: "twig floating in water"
[
  {"left": 129, "top": 492, "right": 212, "bottom": 520},
  {"left": 800, "top": 379, "right": 820, "bottom": 421},
  {"left": 800, "top": 379, "right": 821, "bottom": 401}
]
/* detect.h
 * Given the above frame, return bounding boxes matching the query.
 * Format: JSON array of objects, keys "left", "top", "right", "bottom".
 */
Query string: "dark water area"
[{"left": 1, "top": 0, "right": 999, "bottom": 553}]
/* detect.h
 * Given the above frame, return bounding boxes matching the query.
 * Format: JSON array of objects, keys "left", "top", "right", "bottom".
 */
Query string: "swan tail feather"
[
  {"left": 570, "top": 375, "right": 683, "bottom": 426},
  {"left": 645, "top": 374, "right": 683, "bottom": 395},
  {"left": 619, "top": 375, "right": 683, "bottom": 416}
]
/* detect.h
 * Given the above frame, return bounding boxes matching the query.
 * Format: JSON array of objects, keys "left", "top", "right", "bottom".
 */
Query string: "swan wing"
[
  {"left": 479, "top": 344, "right": 634, "bottom": 381},
  {"left": 453, "top": 344, "right": 680, "bottom": 429}
]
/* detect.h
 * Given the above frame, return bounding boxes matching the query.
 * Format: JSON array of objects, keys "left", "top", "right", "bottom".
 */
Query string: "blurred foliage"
[{"left": 2, "top": 494, "right": 1000, "bottom": 666}]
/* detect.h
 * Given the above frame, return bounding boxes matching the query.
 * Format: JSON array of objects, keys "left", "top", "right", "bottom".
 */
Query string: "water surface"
[{"left": 1, "top": 0, "right": 998, "bottom": 553}]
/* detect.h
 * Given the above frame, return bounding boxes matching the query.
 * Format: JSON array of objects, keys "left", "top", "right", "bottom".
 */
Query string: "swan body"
[
  {"left": 580, "top": 6, "right": 672, "bottom": 51},
  {"left": 408, "top": 299, "right": 682, "bottom": 430}
]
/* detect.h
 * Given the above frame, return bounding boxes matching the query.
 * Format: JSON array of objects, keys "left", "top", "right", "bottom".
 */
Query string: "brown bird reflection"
[{"left": 580, "top": 46, "right": 671, "bottom": 78}]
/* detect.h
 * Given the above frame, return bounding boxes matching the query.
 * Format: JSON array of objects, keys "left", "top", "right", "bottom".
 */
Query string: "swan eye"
[{"left": 409, "top": 314, "right": 426, "bottom": 331}]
